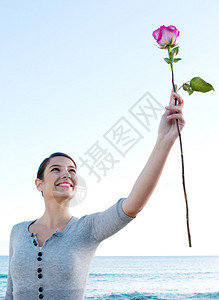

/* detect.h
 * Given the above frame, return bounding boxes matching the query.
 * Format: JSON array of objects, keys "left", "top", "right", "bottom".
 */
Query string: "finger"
[
  {"left": 171, "top": 84, "right": 177, "bottom": 93},
  {"left": 170, "top": 89, "right": 176, "bottom": 105},
  {"left": 170, "top": 92, "right": 184, "bottom": 107},
  {"left": 165, "top": 105, "right": 183, "bottom": 113},
  {"left": 167, "top": 113, "right": 185, "bottom": 123},
  {"left": 173, "top": 92, "right": 184, "bottom": 105}
]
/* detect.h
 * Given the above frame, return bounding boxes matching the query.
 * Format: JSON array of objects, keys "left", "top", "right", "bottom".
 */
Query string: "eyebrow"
[{"left": 49, "top": 164, "right": 76, "bottom": 169}]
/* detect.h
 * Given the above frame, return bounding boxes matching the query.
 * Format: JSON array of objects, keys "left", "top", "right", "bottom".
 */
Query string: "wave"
[
  {"left": 85, "top": 291, "right": 219, "bottom": 300},
  {"left": 89, "top": 273, "right": 130, "bottom": 278},
  {"left": 85, "top": 292, "right": 165, "bottom": 300},
  {"left": 188, "top": 292, "right": 219, "bottom": 299}
]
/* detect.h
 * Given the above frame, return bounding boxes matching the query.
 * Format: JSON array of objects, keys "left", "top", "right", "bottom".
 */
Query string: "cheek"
[
  {"left": 73, "top": 175, "right": 78, "bottom": 186},
  {"left": 47, "top": 172, "right": 58, "bottom": 181},
  {"left": 43, "top": 176, "right": 57, "bottom": 188}
]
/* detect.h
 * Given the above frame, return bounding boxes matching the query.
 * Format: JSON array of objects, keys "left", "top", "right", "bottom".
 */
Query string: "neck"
[{"left": 39, "top": 198, "right": 72, "bottom": 229}]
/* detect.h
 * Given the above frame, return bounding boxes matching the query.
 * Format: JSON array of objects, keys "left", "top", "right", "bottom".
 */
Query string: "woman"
[{"left": 5, "top": 89, "right": 185, "bottom": 300}]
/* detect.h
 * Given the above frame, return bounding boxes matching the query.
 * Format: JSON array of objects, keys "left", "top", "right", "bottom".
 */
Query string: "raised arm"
[{"left": 122, "top": 89, "right": 185, "bottom": 217}]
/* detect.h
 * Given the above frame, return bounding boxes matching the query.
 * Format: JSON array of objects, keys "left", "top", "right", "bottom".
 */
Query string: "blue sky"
[{"left": 0, "top": 0, "right": 219, "bottom": 255}]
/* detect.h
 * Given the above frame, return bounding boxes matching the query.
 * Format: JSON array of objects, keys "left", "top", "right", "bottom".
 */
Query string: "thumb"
[{"left": 170, "top": 84, "right": 178, "bottom": 105}]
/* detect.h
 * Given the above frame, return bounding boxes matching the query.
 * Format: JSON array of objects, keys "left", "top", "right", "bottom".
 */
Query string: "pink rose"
[{"left": 152, "top": 25, "right": 179, "bottom": 46}]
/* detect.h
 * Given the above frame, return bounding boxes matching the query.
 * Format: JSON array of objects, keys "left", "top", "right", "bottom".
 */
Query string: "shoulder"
[
  {"left": 78, "top": 198, "right": 133, "bottom": 225},
  {"left": 10, "top": 220, "right": 36, "bottom": 236},
  {"left": 12, "top": 220, "right": 34, "bottom": 228}
]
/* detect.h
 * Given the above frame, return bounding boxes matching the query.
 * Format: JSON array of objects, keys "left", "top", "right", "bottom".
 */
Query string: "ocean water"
[{"left": 0, "top": 256, "right": 219, "bottom": 299}]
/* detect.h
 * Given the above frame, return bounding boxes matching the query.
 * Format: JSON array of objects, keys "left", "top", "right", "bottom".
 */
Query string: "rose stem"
[{"left": 171, "top": 65, "right": 192, "bottom": 247}]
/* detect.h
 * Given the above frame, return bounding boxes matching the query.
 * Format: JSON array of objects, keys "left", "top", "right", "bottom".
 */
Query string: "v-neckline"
[{"left": 27, "top": 216, "right": 75, "bottom": 236}]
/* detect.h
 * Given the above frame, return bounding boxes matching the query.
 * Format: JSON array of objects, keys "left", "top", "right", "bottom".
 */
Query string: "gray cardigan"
[{"left": 5, "top": 198, "right": 134, "bottom": 300}]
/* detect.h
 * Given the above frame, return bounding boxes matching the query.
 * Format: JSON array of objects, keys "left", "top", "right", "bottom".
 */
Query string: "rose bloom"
[{"left": 152, "top": 25, "right": 179, "bottom": 46}]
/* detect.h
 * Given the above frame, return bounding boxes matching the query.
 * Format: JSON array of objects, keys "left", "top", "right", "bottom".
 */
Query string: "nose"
[
  {"left": 61, "top": 170, "right": 71, "bottom": 178},
  {"left": 61, "top": 170, "right": 77, "bottom": 186}
]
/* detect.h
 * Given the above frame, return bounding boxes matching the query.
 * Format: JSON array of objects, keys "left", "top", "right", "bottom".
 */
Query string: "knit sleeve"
[
  {"left": 90, "top": 198, "right": 135, "bottom": 242},
  {"left": 5, "top": 225, "right": 15, "bottom": 300}
]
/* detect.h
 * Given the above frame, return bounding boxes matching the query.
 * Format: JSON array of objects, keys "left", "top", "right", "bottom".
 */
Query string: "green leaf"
[
  {"left": 172, "top": 46, "right": 179, "bottom": 57},
  {"left": 190, "top": 77, "right": 215, "bottom": 93},
  {"left": 164, "top": 58, "right": 172, "bottom": 64},
  {"left": 159, "top": 44, "right": 168, "bottom": 49},
  {"left": 174, "top": 58, "right": 182, "bottom": 63},
  {"left": 183, "top": 83, "right": 194, "bottom": 95}
]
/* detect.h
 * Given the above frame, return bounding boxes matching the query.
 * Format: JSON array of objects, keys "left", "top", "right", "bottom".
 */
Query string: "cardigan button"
[
  {"left": 38, "top": 252, "right": 43, "bottom": 256},
  {"left": 39, "top": 294, "right": 44, "bottom": 299},
  {"left": 39, "top": 287, "right": 44, "bottom": 292},
  {"left": 37, "top": 268, "right": 42, "bottom": 273},
  {"left": 37, "top": 257, "right": 42, "bottom": 261},
  {"left": 38, "top": 274, "right": 43, "bottom": 279}
]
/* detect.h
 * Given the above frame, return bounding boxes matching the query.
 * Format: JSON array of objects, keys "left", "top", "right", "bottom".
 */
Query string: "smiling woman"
[
  {"left": 5, "top": 89, "right": 185, "bottom": 300},
  {"left": 35, "top": 152, "right": 78, "bottom": 203},
  {"left": 5, "top": 153, "right": 135, "bottom": 300}
]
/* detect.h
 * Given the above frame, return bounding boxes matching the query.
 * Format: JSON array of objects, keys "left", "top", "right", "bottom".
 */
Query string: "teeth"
[{"left": 58, "top": 183, "right": 71, "bottom": 187}]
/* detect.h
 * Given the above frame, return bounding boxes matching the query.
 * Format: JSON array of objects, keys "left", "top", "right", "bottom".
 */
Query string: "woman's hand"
[{"left": 158, "top": 87, "right": 185, "bottom": 144}]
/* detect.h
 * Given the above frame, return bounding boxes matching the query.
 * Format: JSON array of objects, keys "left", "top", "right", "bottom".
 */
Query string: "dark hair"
[{"left": 37, "top": 152, "right": 77, "bottom": 180}]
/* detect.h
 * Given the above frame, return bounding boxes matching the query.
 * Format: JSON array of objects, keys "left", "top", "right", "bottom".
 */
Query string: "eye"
[
  {"left": 69, "top": 168, "right": 76, "bottom": 174},
  {"left": 51, "top": 167, "right": 60, "bottom": 172}
]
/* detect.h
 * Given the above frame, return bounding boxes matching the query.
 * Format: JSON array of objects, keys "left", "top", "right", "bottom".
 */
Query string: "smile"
[{"left": 56, "top": 182, "right": 73, "bottom": 187}]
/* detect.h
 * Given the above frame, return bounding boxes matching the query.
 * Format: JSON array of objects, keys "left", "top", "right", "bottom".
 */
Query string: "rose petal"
[
  {"left": 152, "top": 25, "right": 180, "bottom": 46},
  {"left": 152, "top": 28, "right": 160, "bottom": 41}
]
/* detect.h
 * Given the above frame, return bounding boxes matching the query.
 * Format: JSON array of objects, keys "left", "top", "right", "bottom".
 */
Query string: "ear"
[{"left": 35, "top": 178, "right": 43, "bottom": 192}]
